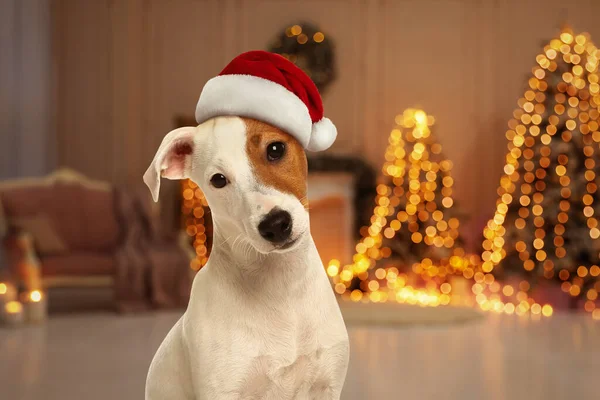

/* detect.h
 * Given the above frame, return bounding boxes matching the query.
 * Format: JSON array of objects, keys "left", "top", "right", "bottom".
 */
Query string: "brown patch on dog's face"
[{"left": 243, "top": 118, "right": 308, "bottom": 205}]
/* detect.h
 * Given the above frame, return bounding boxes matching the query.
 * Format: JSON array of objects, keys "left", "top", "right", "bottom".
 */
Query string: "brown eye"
[
  {"left": 267, "top": 142, "right": 286, "bottom": 162},
  {"left": 210, "top": 173, "right": 228, "bottom": 188}
]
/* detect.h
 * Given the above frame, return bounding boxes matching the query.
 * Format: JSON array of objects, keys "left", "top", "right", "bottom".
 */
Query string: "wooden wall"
[{"left": 45, "top": 0, "right": 600, "bottom": 238}]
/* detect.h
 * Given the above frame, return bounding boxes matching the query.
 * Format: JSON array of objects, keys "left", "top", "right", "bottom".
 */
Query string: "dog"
[{"left": 143, "top": 115, "right": 349, "bottom": 399}]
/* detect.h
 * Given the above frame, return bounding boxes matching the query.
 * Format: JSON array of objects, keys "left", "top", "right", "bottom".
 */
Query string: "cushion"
[
  {"left": 79, "top": 185, "right": 120, "bottom": 251},
  {"left": 43, "top": 182, "right": 120, "bottom": 252},
  {"left": 41, "top": 252, "right": 116, "bottom": 277},
  {"left": 0, "top": 179, "right": 120, "bottom": 252},
  {"left": 10, "top": 214, "right": 68, "bottom": 255}
]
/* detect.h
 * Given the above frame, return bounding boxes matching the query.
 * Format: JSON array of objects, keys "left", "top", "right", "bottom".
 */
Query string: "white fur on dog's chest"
[
  {"left": 193, "top": 322, "right": 340, "bottom": 399},
  {"left": 183, "top": 252, "right": 348, "bottom": 399},
  {"left": 145, "top": 239, "right": 349, "bottom": 400}
]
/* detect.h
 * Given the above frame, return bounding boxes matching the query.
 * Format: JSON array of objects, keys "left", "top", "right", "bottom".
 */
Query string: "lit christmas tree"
[
  {"left": 329, "top": 108, "right": 478, "bottom": 305},
  {"left": 482, "top": 27, "right": 600, "bottom": 317}
]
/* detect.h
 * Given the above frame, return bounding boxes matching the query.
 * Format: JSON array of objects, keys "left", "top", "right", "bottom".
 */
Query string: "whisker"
[
  {"left": 243, "top": 240, "right": 255, "bottom": 261},
  {"left": 231, "top": 234, "right": 243, "bottom": 250},
  {"left": 219, "top": 233, "right": 236, "bottom": 246}
]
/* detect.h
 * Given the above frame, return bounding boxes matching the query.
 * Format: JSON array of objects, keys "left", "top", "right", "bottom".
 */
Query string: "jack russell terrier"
[{"left": 143, "top": 51, "right": 349, "bottom": 399}]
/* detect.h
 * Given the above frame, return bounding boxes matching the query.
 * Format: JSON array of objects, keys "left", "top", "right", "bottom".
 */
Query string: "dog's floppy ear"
[{"left": 143, "top": 126, "right": 197, "bottom": 202}]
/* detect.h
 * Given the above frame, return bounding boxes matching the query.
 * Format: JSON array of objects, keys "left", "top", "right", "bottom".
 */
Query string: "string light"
[
  {"left": 29, "top": 290, "right": 42, "bottom": 302},
  {"left": 182, "top": 179, "right": 209, "bottom": 270},
  {"left": 313, "top": 32, "right": 325, "bottom": 43},
  {"left": 284, "top": 24, "right": 324, "bottom": 45},
  {"left": 328, "top": 109, "right": 474, "bottom": 307},
  {"left": 482, "top": 27, "right": 600, "bottom": 317},
  {"left": 272, "top": 23, "right": 334, "bottom": 92},
  {"left": 5, "top": 300, "right": 22, "bottom": 314},
  {"left": 327, "top": 108, "right": 553, "bottom": 317}
]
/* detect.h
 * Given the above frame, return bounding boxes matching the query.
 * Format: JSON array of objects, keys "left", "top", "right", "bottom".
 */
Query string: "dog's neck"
[{"left": 208, "top": 217, "right": 320, "bottom": 300}]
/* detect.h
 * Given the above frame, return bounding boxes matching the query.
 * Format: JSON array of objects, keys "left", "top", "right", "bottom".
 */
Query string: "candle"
[
  {"left": 0, "top": 282, "right": 17, "bottom": 308},
  {"left": 3, "top": 300, "right": 24, "bottom": 327},
  {"left": 16, "top": 233, "right": 43, "bottom": 291},
  {"left": 24, "top": 290, "right": 47, "bottom": 323}
]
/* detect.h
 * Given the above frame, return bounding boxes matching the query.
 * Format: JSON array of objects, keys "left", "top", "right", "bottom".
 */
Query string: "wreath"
[{"left": 268, "top": 22, "right": 336, "bottom": 94}]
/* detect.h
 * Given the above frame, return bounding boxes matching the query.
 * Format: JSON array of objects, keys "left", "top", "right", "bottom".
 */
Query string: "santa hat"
[{"left": 195, "top": 50, "right": 337, "bottom": 152}]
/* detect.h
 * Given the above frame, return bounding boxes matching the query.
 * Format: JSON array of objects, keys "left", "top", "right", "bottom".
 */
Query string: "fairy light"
[
  {"left": 182, "top": 179, "right": 210, "bottom": 270},
  {"left": 322, "top": 103, "right": 564, "bottom": 318},
  {"left": 284, "top": 24, "right": 325, "bottom": 46},
  {"left": 329, "top": 108, "right": 494, "bottom": 311},
  {"left": 29, "top": 290, "right": 42, "bottom": 302},
  {"left": 274, "top": 23, "right": 332, "bottom": 93},
  {"left": 5, "top": 301, "right": 22, "bottom": 314},
  {"left": 481, "top": 27, "right": 600, "bottom": 317},
  {"left": 325, "top": 109, "right": 553, "bottom": 317}
]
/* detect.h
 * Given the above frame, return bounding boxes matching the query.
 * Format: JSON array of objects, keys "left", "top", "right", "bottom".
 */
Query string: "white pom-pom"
[{"left": 307, "top": 117, "right": 337, "bottom": 152}]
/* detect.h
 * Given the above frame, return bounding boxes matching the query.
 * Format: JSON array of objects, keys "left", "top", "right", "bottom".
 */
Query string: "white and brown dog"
[{"left": 143, "top": 51, "right": 349, "bottom": 400}]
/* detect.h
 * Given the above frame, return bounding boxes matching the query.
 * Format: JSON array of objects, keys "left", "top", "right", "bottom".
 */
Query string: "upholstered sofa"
[{"left": 0, "top": 169, "right": 192, "bottom": 312}]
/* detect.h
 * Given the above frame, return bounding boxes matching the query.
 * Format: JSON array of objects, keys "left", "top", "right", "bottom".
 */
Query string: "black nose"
[{"left": 258, "top": 208, "right": 292, "bottom": 244}]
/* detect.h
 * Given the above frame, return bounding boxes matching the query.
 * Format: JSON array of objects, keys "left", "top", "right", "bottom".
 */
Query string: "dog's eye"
[
  {"left": 266, "top": 142, "right": 286, "bottom": 162},
  {"left": 210, "top": 173, "right": 228, "bottom": 188}
]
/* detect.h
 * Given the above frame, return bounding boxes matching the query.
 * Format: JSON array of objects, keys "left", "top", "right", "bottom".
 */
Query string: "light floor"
[{"left": 1, "top": 311, "right": 598, "bottom": 400}]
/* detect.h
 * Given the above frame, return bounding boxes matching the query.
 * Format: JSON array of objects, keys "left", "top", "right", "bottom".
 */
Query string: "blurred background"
[{"left": 1, "top": 0, "right": 600, "bottom": 399}]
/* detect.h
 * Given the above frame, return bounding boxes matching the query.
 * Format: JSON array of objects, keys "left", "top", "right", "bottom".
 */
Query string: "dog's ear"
[{"left": 143, "top": 126, "right": 197, "bottom": 202}]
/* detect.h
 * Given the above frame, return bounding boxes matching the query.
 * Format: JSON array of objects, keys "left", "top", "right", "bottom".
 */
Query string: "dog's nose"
[{"left": 258, "top": 208, "right": 292, "bottom": 244}]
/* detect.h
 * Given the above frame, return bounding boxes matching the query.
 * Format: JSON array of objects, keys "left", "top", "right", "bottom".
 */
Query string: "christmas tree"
[
  {"left": 482, "top": 27, "right": 600, "bottom": 315},
  {"left": 329, "top": 108, "right": 477, "bottom": 304}
]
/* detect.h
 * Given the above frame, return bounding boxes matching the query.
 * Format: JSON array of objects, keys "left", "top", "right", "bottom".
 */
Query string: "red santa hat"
[{"left": 195, "top": 50, "right": 337, "bottom": 152}]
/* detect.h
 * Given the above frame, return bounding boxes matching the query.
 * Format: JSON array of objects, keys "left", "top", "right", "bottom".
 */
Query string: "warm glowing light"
[
  {"left": 440, "top": 283, "right": 451, "bottom": 294},
  {"left": 297, "top": 34, "right": 308, "bottom": 45},
  {"left": 5, "top": 301, "right": 22, "bottom": 314},
  {"left": 182, "top": 180, "right": 210, "bottom": 270},
  {"left": 0, "top": 283, "right": 6, "bottom": 295},
  {"left": 29, "top": 290, "right": 42, "bottom": 302},
  {"left": 327, "top": 265, "right": 339, "bottom": 277},
  {"left": 478, "top": 26, "right": 600, "bottom": 319},
  {"left": 414, "top": 110, "right": 427, "bottom": 126},
  {"left": 502, "top": 285, "right": 514, "bottom": 297},
  {"left": 326, "top": 108, "right": 481, "bottom": 310},
  {"left": 542, "top": 304, "right": 553, "bottom": 317}
]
